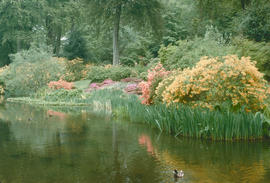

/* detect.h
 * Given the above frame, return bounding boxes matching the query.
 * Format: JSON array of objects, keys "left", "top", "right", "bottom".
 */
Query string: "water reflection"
[{"left": 0, "top": 103, "right": 269, "bottom": 183}]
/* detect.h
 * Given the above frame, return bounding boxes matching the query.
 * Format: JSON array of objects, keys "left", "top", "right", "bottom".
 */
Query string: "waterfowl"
[{"left": 173, "top": 169, "right": 184, "bottom": 178}]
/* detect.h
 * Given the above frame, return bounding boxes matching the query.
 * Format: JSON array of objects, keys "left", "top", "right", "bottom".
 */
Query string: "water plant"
[{"left": 110, "top": 94, "right": 265, "bottom": 140}]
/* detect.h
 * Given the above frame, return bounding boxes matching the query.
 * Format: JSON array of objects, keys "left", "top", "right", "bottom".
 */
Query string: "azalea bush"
[
  {"left": 155, "top": 70, "right": 180, "bottom": 103},
  {"left": 139, "top": 63, "right": 170, "bottom": 105},
  {"left": 161, "top": 55, "right": 269, "bottom": 112},
  {"left": 48, "top": 80, "right": 74, "bottom": 90},
  {"left": 62, "top": 58, "right": 86, "bottom": 82}
]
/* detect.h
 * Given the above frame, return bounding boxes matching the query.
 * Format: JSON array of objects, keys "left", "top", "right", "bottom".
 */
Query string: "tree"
[
  {"left": 237, "top": 0, "right": 270, "bottom": 42},
  {"left": 63, "top": 27, "right": 88, "bottom": 60},
  {"left": 87, "top": 0, "right": 163, "bottom": 65},
  {"left": 0, "top": 0, "right": 45, "bottom": 65},
  {"left": 0, "top": 0, "right": 80, "bottom": 65}
]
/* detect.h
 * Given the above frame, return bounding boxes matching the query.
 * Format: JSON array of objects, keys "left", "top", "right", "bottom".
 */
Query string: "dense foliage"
[
  {"left": 85, "top": 65, "right": 132, "bottom": 82},
  {"left": 158, "top": 32, "right": 233, "bottom": 70},
  {"left": 138, "top": 56, "right": 270, "bottom": 113},
  {"left": 0, "top": 47, "right": 65, "bottom": 97},
  {"left": 1, "top": 0, "right": 270, "bottom": 140}
]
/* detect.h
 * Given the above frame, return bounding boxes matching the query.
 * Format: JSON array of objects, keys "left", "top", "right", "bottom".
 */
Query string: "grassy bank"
[{"left": 6, "top": 89, "right": 268, "bottom": 141}]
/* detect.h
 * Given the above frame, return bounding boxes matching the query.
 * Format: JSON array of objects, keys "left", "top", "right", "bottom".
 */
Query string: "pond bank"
[
  {"left": 1, "top": 103, "right": 270, "bottom": 183},
  {"left": 6, "top": 89, "right": 270, "bottom": 141}
]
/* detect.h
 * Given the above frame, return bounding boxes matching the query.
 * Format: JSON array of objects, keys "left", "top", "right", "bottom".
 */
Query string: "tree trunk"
[
  {"left": 241, "top": 0, "right": 246, "bottom": 9},
  {"left": 113, "top": 4, "right": 122, "bottom": 65},
  {"left": 16, "top": 38, "right": 21, "bottom": 52},
  {"left": 54, "top": 27, "right": 62, "bottom": 55}
]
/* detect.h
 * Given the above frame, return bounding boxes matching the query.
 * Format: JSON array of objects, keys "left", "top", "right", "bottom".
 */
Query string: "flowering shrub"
[
  {"left": 155, "top": 70, "right": 180, "bottom": 103},
  {"left": 139, "top": 63, "right": 170, "bottom": 105},
  {"left": 161, "top": 55, "right": 269, "bottom": 112},
  {"left": 62, "top": 58, "right": 85, "bottom": 82},
  {"left": 0, "top": 65, "right": 9, "bottom": 95},
  {"left": 0, "top": 85, "right": 4, "bottom": 95},
  {"left": 48, "top": 80, "right": 74, "bottom": 90},
  {"left": 124, "top": 83, "right": 142, "bottom": 95},
  {"left": 85, "top": 79, "right": 117, "bottom": 92}
]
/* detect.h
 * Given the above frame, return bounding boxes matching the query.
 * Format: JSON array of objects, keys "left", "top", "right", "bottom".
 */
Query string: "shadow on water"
[{"left": 0, "top": 103, "right": 269, "bottom": 183}]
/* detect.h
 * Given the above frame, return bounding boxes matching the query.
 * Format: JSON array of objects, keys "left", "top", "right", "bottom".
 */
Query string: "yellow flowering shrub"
[
  {"left": 155, "top": 70, "right": 180, "bottom": 103},
  {"left": 161, "top": 55, "right": 269, "bottom": 112},
  {"left": 0, "top": 66, "right": 10, "bottom": 95}
]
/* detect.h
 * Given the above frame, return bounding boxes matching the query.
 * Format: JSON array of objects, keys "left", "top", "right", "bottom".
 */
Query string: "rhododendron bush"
[
  {"left": 160, "top": 55, "right": 269, "bottom": 112},
  {"left": 139, "top": 63, "right": 170, "bottom": 105}
]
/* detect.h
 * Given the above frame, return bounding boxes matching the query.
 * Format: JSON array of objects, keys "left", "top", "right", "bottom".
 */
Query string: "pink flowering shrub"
[
  {"left": 48, "top": 79, "right": 74, "bottom": 90},
  {"left": 85, "top": 79, "right": 117, "bottom": 92},
  {"left": 138, "top": 63, "right": 169, "bottom": 105},
  {"left": 124, "top": 83, "right": 141, "bottom": 94}
]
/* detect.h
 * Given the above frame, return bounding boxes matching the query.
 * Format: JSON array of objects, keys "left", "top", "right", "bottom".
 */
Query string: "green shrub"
[
  {"left": 34, "top": 88, "right": 87, "bottom": 103},
  {"left": 232, "top": 37, "right": 270, "bottom": 80},
  {"left": 235, "top": 0, "right": 270, "bottom": 42},
  {"left": 158, "top": 35, "right": 234, "bottom": 70},
  {"left": 9, "top": 44, "right": 53, "bottom": 64},
  {"left": 2, "top": 60, "right": 65, "bottom": 97},
  {"left": 85, "top": 65, "right": 132, "bottom": 82},
  {"left": 0, "top": 46, "right": 66, "bottom": 97}
]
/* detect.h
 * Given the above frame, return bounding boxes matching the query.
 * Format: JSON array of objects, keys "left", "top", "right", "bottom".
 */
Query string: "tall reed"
[{"left": 110, "top": 96, "right": 263, "bottom": 140}]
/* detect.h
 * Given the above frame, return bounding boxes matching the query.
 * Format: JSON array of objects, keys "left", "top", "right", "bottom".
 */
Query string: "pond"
[{"left": 0, "top": 103, "right": 270, "bottom": 183}]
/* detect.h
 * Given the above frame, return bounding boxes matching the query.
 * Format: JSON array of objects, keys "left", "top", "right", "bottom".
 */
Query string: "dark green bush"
[
  {"left": 158, "top": 37, "right": 234, "bottom": 70},
  {"left": 85, "top": 65, "right": 132, "bottom": 82},
  {"left": 232, "top": 37, "right": 270, "bottom": 80},
  {"left": 158, "top": 27, "right": 234, "bottom": 70},
  {"left": 236, "top": 0, "right": 270, "bottom": 42}
]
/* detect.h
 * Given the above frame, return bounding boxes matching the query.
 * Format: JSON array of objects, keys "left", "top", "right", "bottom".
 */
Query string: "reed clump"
[{"left": 110, "top": 95, "right": 264, "bottom": 141}]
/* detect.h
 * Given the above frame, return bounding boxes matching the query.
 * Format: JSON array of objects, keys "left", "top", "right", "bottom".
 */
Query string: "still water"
[{"left": 0, "top": 103, "right": 270, "bottom": 183}]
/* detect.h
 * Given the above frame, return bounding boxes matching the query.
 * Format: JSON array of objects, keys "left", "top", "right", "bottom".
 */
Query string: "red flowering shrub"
[
  {"left": 48, "top": 79, "right": 74, "bottom": 90},
  {"left": 138, "top": 63, "right": 169, "bottom": 105}
]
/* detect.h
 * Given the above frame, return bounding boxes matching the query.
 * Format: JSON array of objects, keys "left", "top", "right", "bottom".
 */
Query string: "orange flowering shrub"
[
  {"left": 48, "top": 79, "right": 74, "bottom": 90},
  {"left": 62, "top": 58, "right": 85, "bottom": 82},
  {"left": 139, "top": 63, "right": 170, "bottom": 105},
  {"left": 161, "top": 55, "right": 269, "bottom": 112}
]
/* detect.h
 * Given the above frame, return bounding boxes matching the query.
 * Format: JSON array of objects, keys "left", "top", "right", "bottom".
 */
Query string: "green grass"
[{"left": 73, "top": 80, "right": 92, "bottom": 90}]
